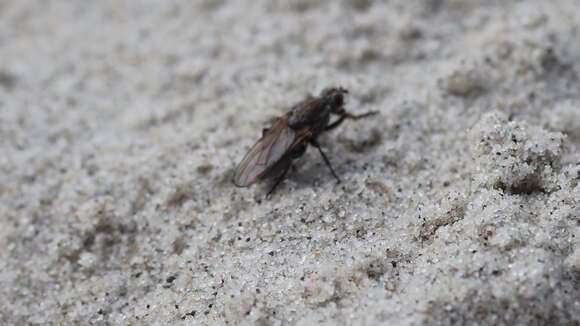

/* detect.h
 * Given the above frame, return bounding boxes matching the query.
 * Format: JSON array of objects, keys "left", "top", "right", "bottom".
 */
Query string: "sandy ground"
[{"left": 1, "top": 0, "right": 579, "bottom": 325}]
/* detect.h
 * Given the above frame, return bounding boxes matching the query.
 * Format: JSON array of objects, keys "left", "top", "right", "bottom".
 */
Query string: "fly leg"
[
  {"left": 325, "top": 110, "right": 379, "bottom": 131},
  {"left": 310, "top": 139, "right": 341, "bottom": 183},
  {"left": 324, "top": 115, "right": 347, "bottom": 131},
  {"left": 266, "top": 165, "right": 290, "bottom": 199},
  {"left": 265, "top": 144, "right": 306, "bottom": 199}
]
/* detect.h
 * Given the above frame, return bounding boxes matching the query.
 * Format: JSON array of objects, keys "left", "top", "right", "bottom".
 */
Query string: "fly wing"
[{"left": 233, "top": 118, "right": 297, "bottom": 187}]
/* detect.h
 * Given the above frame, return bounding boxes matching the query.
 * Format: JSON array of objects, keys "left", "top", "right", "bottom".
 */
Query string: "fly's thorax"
[
  {"left": 313, "top": 111, "right": 330, "bottom": 134},
  {"left": 287, "top": 99, "right": 329, "bottom": 128}
]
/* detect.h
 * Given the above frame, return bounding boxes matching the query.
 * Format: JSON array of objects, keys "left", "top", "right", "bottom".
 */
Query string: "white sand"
[{"left": 1, "top": 1, "right": 579, "bottom": 325}]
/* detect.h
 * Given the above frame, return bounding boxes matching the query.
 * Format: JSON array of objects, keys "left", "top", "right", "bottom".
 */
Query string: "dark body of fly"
[{"left": 233, "top": 87, "right": 377, "bottom": 197}]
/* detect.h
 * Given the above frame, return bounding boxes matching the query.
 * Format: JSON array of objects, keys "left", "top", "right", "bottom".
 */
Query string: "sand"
[{"left": 1, "top": 0, "right": 579, "bottom": 325}]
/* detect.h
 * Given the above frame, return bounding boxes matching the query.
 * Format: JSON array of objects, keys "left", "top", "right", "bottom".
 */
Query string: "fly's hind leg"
[
  {"left": 266, "top": 165, "right": 290, "bottom": 199},
  {"left": 265, "top": 144, "right": 307, "bottom": 199},
  {"left": 310, "top": 139, "right": 341, "bottom": 183}
]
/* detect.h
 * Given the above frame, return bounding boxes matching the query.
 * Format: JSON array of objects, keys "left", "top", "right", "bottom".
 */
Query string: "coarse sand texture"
[{"left": 0, "top": 1, "right": 579, "bottom": 325}]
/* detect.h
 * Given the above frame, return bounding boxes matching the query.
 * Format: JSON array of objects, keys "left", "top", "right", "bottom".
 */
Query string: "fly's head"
[{"left": 320, "top": 87, "right": 348, "bottom": 113}]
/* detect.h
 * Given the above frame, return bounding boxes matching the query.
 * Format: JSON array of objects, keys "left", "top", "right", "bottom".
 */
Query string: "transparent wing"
[{"left": 233, "top": 119, "right": 297, "bottom": 187}]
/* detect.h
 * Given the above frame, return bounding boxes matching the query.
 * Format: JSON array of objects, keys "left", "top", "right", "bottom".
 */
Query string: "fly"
[{"left": 233, "top": 87, "right": 378, "bottom": 197}]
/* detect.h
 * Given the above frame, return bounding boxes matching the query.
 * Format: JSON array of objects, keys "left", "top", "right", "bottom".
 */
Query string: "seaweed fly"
[{"left": 233, "top": 87, "right": 378, "bottom": 197}]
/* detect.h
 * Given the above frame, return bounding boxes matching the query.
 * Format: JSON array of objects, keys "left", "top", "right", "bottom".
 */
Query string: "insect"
[{"left": 233, "top": 87, "right": 378, "bottom": 197}]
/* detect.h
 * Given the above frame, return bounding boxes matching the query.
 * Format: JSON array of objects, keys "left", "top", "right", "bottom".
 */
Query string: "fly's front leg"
[
  {"left": 325, "top": 109, "right": 379, "bottom": 131},
  {"left": 344, "top": 110, "right": 379, "bottom": 120},
  {"left": 324, "top": 115, "right": 347, "bottom": 131},
  {"left": 310, "top": 139, "right": 341, "bottom": 183}
]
